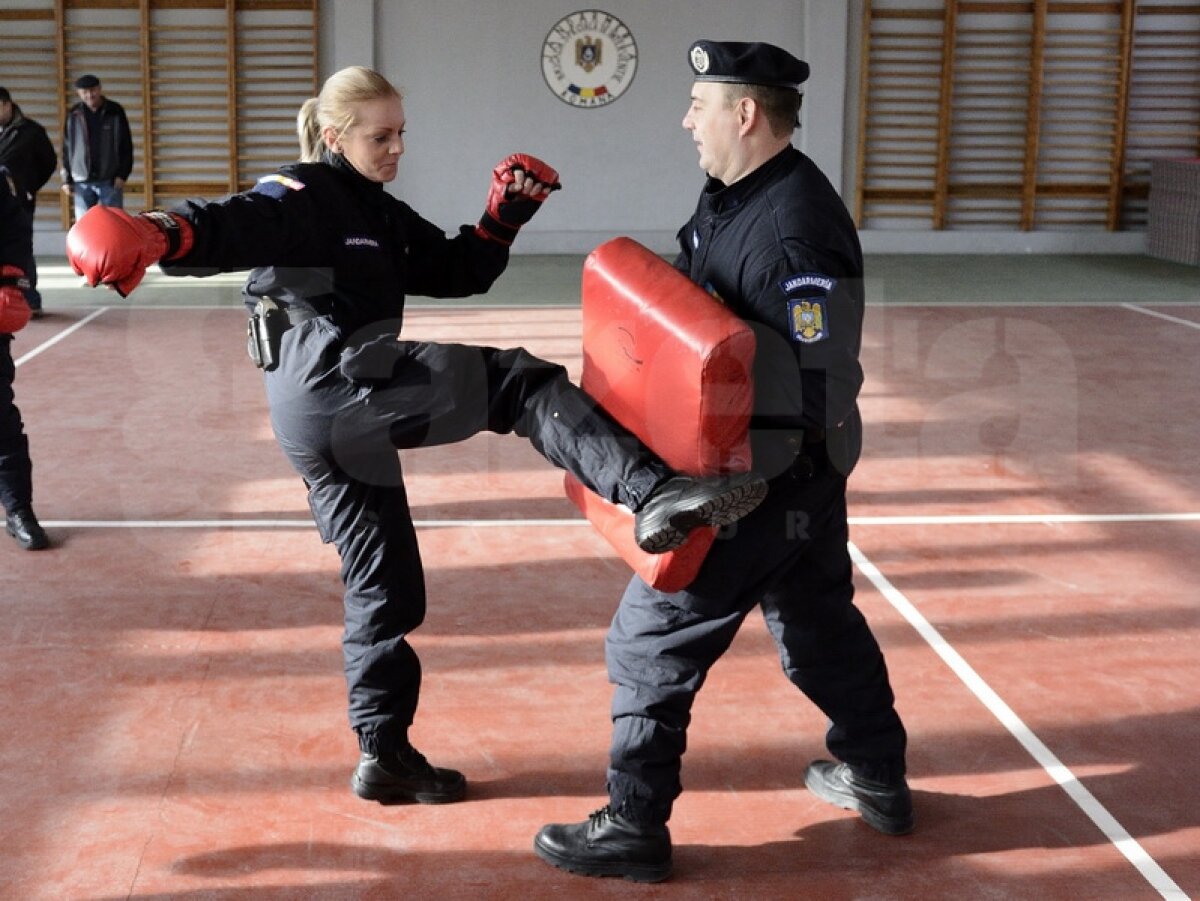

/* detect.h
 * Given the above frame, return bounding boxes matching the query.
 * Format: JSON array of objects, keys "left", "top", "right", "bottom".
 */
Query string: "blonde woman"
[{"left": 67, "top": 66, "right": 766, "bottom": 805}]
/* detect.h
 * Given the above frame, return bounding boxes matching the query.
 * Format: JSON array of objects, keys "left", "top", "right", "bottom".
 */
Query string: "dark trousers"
[
  {"left": 0, "top": 335, "right": 33, "bottom": 514},
  {"left": 605, "top": 449, "right": 907, "bottom": 825},
  {"left": 265, "top": 319, "right": 669, "bottom": 754}
]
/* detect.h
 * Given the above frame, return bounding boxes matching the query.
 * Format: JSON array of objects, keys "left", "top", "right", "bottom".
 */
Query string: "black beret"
[
  {"left": 74, "top": 74, "right": 100, "bottom": 89},
  {"left": 687, "top": 40, "right": 809, "bottom": 91}
]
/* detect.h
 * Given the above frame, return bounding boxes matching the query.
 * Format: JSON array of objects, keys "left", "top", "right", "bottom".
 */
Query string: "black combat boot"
[
  {"left": 804, "top": 760, "right": 914, "bottom": 835},
  {"left": 634, "top": 471, "right": 767, "bottom": 553},
  {"left": 533, "top": 806, "right": 672, "bottom": 882},
  {"left": 351, "top": 743, "right": 466, "bottom": 804},
  {"left": 5, "top": 507, "right": 49, "bottom": 551}
]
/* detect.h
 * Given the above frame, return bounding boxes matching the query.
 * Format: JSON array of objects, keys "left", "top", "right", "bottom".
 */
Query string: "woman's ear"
[{"left": 322, "top": 124, "right": 342, "bottom": 154}]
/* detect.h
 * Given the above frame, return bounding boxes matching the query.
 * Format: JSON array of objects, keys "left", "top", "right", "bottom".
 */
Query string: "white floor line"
[
  {"left": 874, "top": 300, "right": 1200, "bottom": 308},
  {"left": 37, "top": 265, "right": 248, "bottom": 286},
  {"left": 34, "top": 299, "right": 1200, "bottom": 311},
  {"left": 850, "top": 512, "right": 1200, "bottom": 526},
  {"left": 106, "top": 301, "right": 579, "bottom": 311},
  {"left": 41, "top": 512, "right": 1200, "bottom": 530},
  {"left": 44, "top": 519, "right": 316, "bottom": 529},
  {"left": 1122, "top": 303, "right": 1200, "bottom": 330},
  {"left": 41, "top": 518, "right": 591, "bottom": 529},
  {"left": 14, "top": 307, "right": 109, "bottom": 367},
  {"left": 110, "top": 303, "right": 246, "bottom": 311},
  {"left": 848, "top": 541, "right": 1187, "bottom": 900}
]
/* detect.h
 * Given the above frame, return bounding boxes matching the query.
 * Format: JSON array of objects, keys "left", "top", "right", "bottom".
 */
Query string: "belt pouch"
[{"left": 247, "top": 298, "right": 287, "bottom": 371}]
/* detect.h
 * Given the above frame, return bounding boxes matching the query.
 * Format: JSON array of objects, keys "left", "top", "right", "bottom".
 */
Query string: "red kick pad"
[{"left": 564, "top": 236, "right": 756, "bottom": 592}]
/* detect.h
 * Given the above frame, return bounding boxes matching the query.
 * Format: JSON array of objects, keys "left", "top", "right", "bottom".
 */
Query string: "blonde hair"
[{"left": 297, "top": 66, "right": 402, "bottom": 163}]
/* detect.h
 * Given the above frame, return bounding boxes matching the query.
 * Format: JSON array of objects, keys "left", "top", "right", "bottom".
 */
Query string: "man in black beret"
[
  {"left": 534, "top": 39, "right": 912, "bottom": 882},
  {"left": 61, "top": 74, "right": 133, "bottom": 223},
  {"left": 687, "top": 38, "right": 810, "bottom": 90}
]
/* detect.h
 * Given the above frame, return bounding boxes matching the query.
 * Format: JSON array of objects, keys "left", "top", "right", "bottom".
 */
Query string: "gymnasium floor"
[{"left": 1, "top": 252, "right": 1198, "bottom": 899}]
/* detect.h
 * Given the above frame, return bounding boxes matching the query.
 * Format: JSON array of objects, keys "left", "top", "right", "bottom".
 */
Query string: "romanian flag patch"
[{"left": 253, "top": 173, "right": 306, "bottom": 199}]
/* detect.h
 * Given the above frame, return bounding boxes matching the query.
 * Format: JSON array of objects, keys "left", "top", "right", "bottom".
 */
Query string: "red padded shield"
[{"left": 564, "top": 237, "right": 756, "bottom": 592}]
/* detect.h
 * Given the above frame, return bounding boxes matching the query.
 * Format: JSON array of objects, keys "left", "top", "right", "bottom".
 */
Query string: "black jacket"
[
  {"left": 0, "top": 167, "right": 31, "bottom": 266},
  {"left": 674, "top": 145, "right": 865, "bottom": 476},
  {"left": 164, "top": 153, "right": 509, "bottom": 339},
  {"left": 62, "top": 98, "right": 133, "bottom": 184},
  {"left": 0, "top": 105, "right": 57, "bottom": 209}
]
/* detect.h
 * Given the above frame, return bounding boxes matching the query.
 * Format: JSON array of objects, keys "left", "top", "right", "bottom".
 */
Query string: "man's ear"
[{"left": 737, "top": 97, "right": 757, "bottom": 135}]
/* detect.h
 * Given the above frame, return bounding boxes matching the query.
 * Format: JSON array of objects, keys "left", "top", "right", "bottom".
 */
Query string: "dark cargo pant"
[
  {"left": 605, "top": 448, "right": 907, "bottom": 825},
  {"left": 265, "top": 318, "right": 668, "bottom": 755}
]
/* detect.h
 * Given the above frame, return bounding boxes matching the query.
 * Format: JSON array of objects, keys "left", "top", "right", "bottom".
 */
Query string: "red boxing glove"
[
  {"left": 475, "top": 153, "right": 562, "bottom": 245},
  {"left": 67, "top": 206, "right": 194, "bottom": 297},
  {"left": 0, "top": 266, "right": 32, "bottom": 334}
]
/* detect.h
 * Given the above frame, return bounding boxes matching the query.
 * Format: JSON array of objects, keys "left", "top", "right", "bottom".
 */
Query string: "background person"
[
  {"left": 61, "top": 74, "right": 133, "bottom": 221},
  {"left": 0, "top": 86, "right": 57, "bottom": 318},
  {"left": 534, "top": 40, "right": 912, "bottom": 883},
  {"left": 0, "top": 166, "right": 49, "bottom": 550},
  {"left": 66, "top": 66, "right": 765, "bottom": 807}
]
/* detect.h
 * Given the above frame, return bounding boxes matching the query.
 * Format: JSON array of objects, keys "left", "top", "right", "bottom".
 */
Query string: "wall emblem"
[{"left": 542, "top": 10, "right": 638, "bottom": 108}]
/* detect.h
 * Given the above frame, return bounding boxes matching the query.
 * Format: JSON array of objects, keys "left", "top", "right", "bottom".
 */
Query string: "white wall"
[{"left": 327, "top": 0, "right": 814, "bottom": 254}]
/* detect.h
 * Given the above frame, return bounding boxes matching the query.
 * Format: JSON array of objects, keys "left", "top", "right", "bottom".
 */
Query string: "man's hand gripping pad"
[{"left": 565, "top": 237, "right": 756, "bottom": 592}]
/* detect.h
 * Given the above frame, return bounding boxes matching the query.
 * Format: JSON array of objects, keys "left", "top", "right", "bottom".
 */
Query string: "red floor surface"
[{"left": 1, "top": 301, "right": 1197, "bottom": 899}]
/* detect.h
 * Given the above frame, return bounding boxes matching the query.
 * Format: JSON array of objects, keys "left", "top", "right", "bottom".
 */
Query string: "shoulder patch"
[
  {"left": 788, "top": 297, "right": 829, "bottom": 344},
  {"left": 252, "top": 173, "right": 306, "bottom": 199},
  {"left": 781, "top": 272, "right": 836, "bottom": 294},
  {"left": 781, "top": 272, "right": 836, "bottom": 344}
]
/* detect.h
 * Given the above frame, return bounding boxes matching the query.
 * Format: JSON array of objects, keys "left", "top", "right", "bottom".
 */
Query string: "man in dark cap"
[
  {"left": 0, "top": 87, "right": 57, "bottom": 317},
  {"left": 61, "top": 74, "right": 133, "bottom": 222},
  {"left": 534, "top": 39, "right": 912, "bottom": 882}
]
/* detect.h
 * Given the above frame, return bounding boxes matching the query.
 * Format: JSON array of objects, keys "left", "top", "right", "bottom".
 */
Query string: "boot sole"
[
  {"left": 532, "top": 837, "right": 671, "bottom": 883},
  {"left": 804, "top": 768, "right": 914, "bottom": 836},
  {"left": 351, "top": 773, "right": 466, "bottom": 805},
  {"left": 637, "top": 476, "right": 768, "bottom": 554}
]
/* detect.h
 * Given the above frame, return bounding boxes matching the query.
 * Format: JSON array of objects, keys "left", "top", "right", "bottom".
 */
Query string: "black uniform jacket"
[
  {"left": 163, "top": 153, "right": 509, "bottom": 339},
  {"left": 674, "top": 145, "right": 865, "bottom": 476}
]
